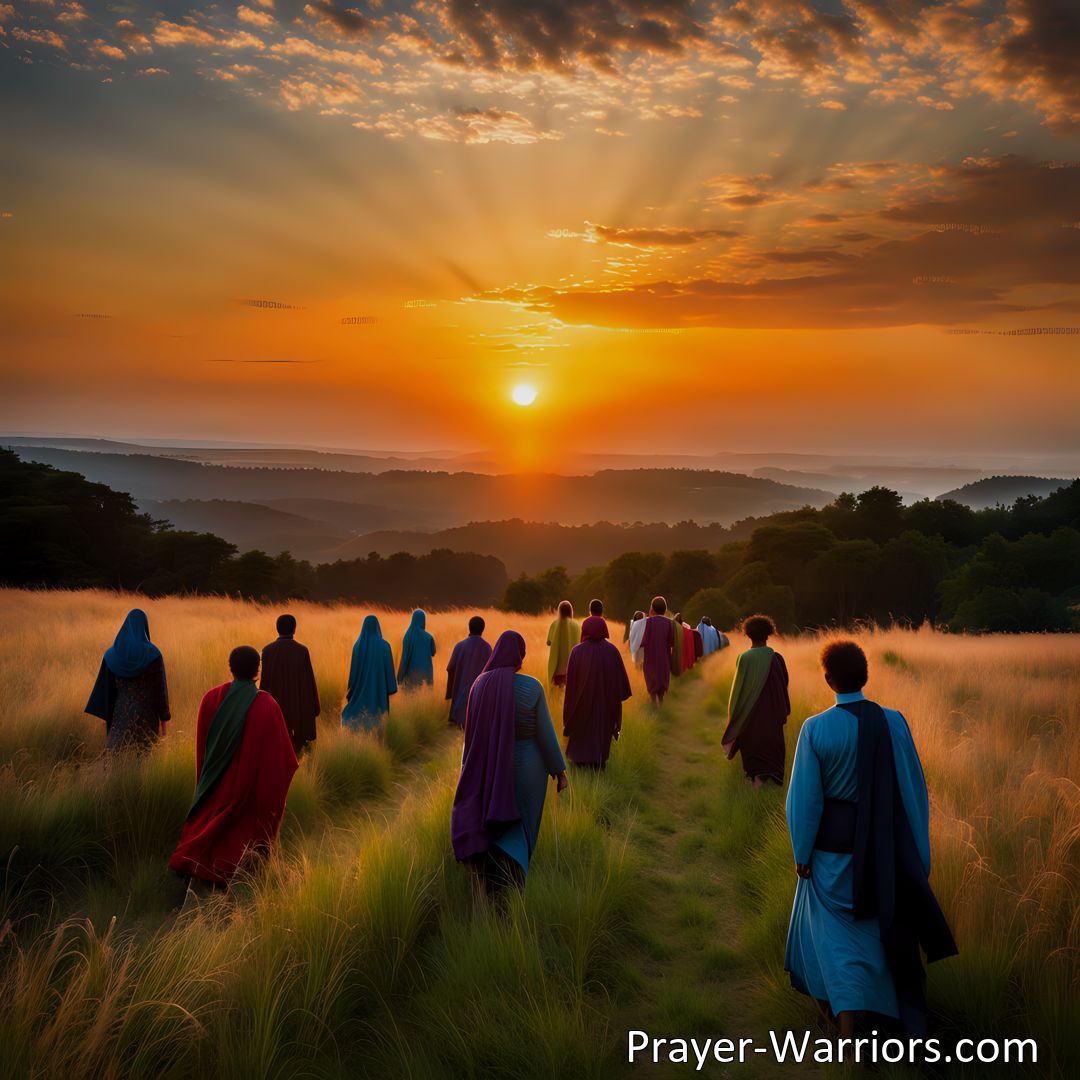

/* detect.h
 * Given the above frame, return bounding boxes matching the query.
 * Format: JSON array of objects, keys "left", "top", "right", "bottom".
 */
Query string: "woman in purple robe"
[
  {"left": 450, "top": 630, "right": 568, "bottom": 896},
  {"left": 640, "top": 596, "right": 676, "bottom": 705},
  {"left": 445, "top": 616, "right": 493, "bottom": 727},
  {"left": 562, "top": 616, "right": 632, "bottom": 769}
]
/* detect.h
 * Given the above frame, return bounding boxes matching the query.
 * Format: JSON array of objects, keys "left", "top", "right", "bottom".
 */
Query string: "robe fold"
[
  {"left": 260, "top": 635, "right": 320, "bottom": 753},
  {"left": 562, "top": 617, "right": 632, "bottom": 767},
  {"left": 398, "top": 609, "right": 436, "bottom": 686},
  {"left": 168, "top": 683, "right": 297, "bottom": 885},
  {"left": 445, "top": 634, "right": 493, "bottom": 727},
  {"left": 722, "top": 647, "right": 790, "bottom": 783},
  {"left": 641, "top": 615, "right": 675, "bottom": 698},
  {"left": 785, "top": 692, "right": 957, "bottom": 1034}
]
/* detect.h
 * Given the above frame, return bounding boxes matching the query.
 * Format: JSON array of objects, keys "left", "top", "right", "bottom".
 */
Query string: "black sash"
[
  {"left": 838, "top": 699, "right": 959, "bottom": 1036},
  {"left": 815, "top": 798, "right": 857, "bottom": 852}
]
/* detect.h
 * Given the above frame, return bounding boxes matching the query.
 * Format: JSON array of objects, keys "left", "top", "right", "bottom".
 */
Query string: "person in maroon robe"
[
  {"left": 260, "top": 614, "right": 321, "bottom": 755},
  {"left": 445, "top": 616, "right": 493, "bottom": 727},
  {"left": 640, "top": 596, "right": 676, "bottom": 705},
  {"left": 562, "top": 615, "right": 632, "bottom": 769},
  {"left": 692, "top": 627, "right": 704, "bottom": 662},
  {"left": 169, "top": 646, "right": 298, "bottom": 891}
]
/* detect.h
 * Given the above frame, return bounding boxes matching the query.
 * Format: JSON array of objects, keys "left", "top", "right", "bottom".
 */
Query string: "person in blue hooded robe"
[
  {"left": 784, "top": 640, "right": 957, "bottom": 1038},
  {"left": 85, "top": 608, "right": 171, "bottom": 752},
  {"left": 696, "top": 616, "right": 722, "bottom": 656},
  {"left": 342, "top": 615, "right": 398, "bottom": 731},
  {"left": 397, "top": 608, "right": 436, "bottom": 687}
]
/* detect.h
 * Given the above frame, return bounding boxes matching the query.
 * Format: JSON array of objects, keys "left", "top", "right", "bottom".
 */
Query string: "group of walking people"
[{"left": 84, "top": 597, "right": 956, "bottom": 1038}]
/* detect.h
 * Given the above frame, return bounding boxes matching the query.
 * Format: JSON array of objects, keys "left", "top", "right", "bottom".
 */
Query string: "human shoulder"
[{"left": 514, "top": 672, "right": 543, "bottom": 693}]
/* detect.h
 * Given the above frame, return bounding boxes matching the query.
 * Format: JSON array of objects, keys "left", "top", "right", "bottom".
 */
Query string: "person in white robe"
[{"left": 627, "top": 611, "right": 647, "bottom": 667}]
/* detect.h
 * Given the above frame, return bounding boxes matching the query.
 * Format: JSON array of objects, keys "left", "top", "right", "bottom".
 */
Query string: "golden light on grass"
[{"left": 511, "top": 383, "right": 538, "bottom": 406}]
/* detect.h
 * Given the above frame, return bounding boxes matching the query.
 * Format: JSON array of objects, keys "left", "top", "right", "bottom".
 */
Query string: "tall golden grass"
[
  {"left": 0, "top": 589, "right": 655, "bottom": 1079},
  {"left": 1, "top": 589, "right": 1077, "bottom": 1076},
  {"left": 698, "top": 624, "right": 1080, "bottom": 1071}
]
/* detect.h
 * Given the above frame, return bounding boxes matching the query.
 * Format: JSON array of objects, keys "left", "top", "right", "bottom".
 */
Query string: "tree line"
[
  {"left": 4, "top": 449, "right": 1078, "bottom": 631},
  {"left": 502, "top": 485, "right": 1080, "bottom": 633},
  {"left": 0, "top": 450, "right": 508, "bottom": 607}
]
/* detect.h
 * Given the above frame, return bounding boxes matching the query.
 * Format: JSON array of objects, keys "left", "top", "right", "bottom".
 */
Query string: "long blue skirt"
[
  {"left": 785, "top": 850, "right": 899, "bottom": 1018},
  {"left": 491, "top": 739, "right": 550, "bottom": 877}
]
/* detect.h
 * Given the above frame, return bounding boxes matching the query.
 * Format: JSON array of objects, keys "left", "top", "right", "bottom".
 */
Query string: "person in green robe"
[{"left": 721, "top": 614, "right": 791, "bottom": 789}]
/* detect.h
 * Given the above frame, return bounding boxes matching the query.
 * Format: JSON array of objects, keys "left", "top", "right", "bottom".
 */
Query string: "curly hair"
[
  {"left": 741, "top": 614, "right": 776, "bottom": 642},
  {"left": 819, "top": 639, "right": 868, "bottom": 692}
]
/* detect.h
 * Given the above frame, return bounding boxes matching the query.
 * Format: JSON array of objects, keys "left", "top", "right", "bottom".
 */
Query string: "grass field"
[{"left": 0, "top": 589, "right": 1077, "bottom": 1078}]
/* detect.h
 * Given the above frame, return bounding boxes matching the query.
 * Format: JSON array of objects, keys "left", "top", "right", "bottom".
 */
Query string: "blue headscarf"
[
  {"left": 103, "top": 608, "right": 162, "bottom": 677},
  {"left": 342, "top": 615, "right": 397, "bottom": 728},
  {"left": 397, "top": 608, "right": 435, "bottom": 685}
]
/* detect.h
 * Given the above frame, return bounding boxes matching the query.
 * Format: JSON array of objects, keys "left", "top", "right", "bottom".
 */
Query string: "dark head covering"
[
  {"left": 581, "top": 615, "right": 609, "bottom": 641},
  {"left": 103, "top": 608, "right": 162, "bottom": 678},
  {"left": 450, "top": 630, "right": 525, "bottom": 862}
]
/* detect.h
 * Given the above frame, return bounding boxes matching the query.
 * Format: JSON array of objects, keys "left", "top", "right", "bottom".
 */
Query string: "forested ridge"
[{"left": 3, "top": 449, "right": 1078, "bottom": 631}]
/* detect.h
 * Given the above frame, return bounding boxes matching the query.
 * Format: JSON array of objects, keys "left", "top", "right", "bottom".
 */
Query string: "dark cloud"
[
  {"left": 307, "top": 2, "right": 371, "bottom": 39},
  {"left": 481, "top": 157, "right": 1080, "bottom": 329},
  {"left": 440, "top": 0, "right": 704, "bottom": 73},
  {"left": 880, "top": 156, "right": 1080, "bottom": 227}
]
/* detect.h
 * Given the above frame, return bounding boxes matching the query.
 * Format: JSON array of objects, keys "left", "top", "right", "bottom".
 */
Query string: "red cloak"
[
  {"left": 681, "top": 624, "right": 696, "bottom": 672},
  {"left": 169, "top": 683, "right": 298, "bottom": 884}
]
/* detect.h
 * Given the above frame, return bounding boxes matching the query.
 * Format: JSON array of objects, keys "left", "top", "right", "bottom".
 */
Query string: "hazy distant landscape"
[{"left": 6, "top": 437, "right": 1076, "bottom": 572}]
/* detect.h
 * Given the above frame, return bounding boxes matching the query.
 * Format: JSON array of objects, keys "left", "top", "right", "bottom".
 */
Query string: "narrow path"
[{"left": 613, "top": 661, "right": 819, "bottom": 1078}]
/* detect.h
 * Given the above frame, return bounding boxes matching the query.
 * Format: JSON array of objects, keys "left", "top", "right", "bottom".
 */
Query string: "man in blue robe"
[{"left": 784, "top": 640, "right": 957, "bottom": 1037}]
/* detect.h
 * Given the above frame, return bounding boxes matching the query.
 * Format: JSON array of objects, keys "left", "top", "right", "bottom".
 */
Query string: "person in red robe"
[
  {"left": 692, "top": 627, "right": 704, "bottom": 662},
  {"left": 169, "top": 646, "right": 298, "bottom": 890},
  {"left": 641, "top": 596, "right": 676, "bottom": 705},
  {"left": 562, "top": 615, "right": 632, "bottom": 769},
  {"left": 673, "top": 613, "right": 696, "bottom": 673}
]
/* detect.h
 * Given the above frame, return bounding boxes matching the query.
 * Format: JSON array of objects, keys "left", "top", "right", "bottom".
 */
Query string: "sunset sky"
[{"left": 2, "top": 1, "right": 1079, "bottom": 465}]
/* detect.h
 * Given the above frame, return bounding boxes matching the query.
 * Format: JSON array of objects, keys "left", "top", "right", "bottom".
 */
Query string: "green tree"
[{"left": 682, "top": 587, "right": 739, "bottom": 632}]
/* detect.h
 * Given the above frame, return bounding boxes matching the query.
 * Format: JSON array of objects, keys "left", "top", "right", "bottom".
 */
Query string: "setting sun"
[{"left": 511, "top": 384, "right": 538, "bottom": 407}]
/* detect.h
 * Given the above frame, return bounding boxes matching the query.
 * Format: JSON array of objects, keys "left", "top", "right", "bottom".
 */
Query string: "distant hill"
[
  {"left": 137, "top": 499, "right": 352, "bottom": 562},
  {"left": 336, "top": 519, "right": 765, "bottom": 576},
  {"left": 11, "top": 449, "right": 833, "bottom": 532},
  {"left": 937, "top": 476, "right": 1073, "bottom": 510}
]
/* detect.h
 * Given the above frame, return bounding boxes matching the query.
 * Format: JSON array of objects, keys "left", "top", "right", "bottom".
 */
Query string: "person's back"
[
  {"left": 640, "top": 598, "right": 675, "bottom": 704},
  {"left": 261, "top": 614, "right": 320, "bottom": 754},
  {"left": 784, "top": 639, "right": 955, "bottom": 1038},
  {"left": 445, "top": 616, "right": 492, "bottom": 727},
  {"left": 170, "top": 646, "right": 298, "bottom": 888},
  {"left": 398, "top": 608, "right": 436, "bottom": 686}
]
